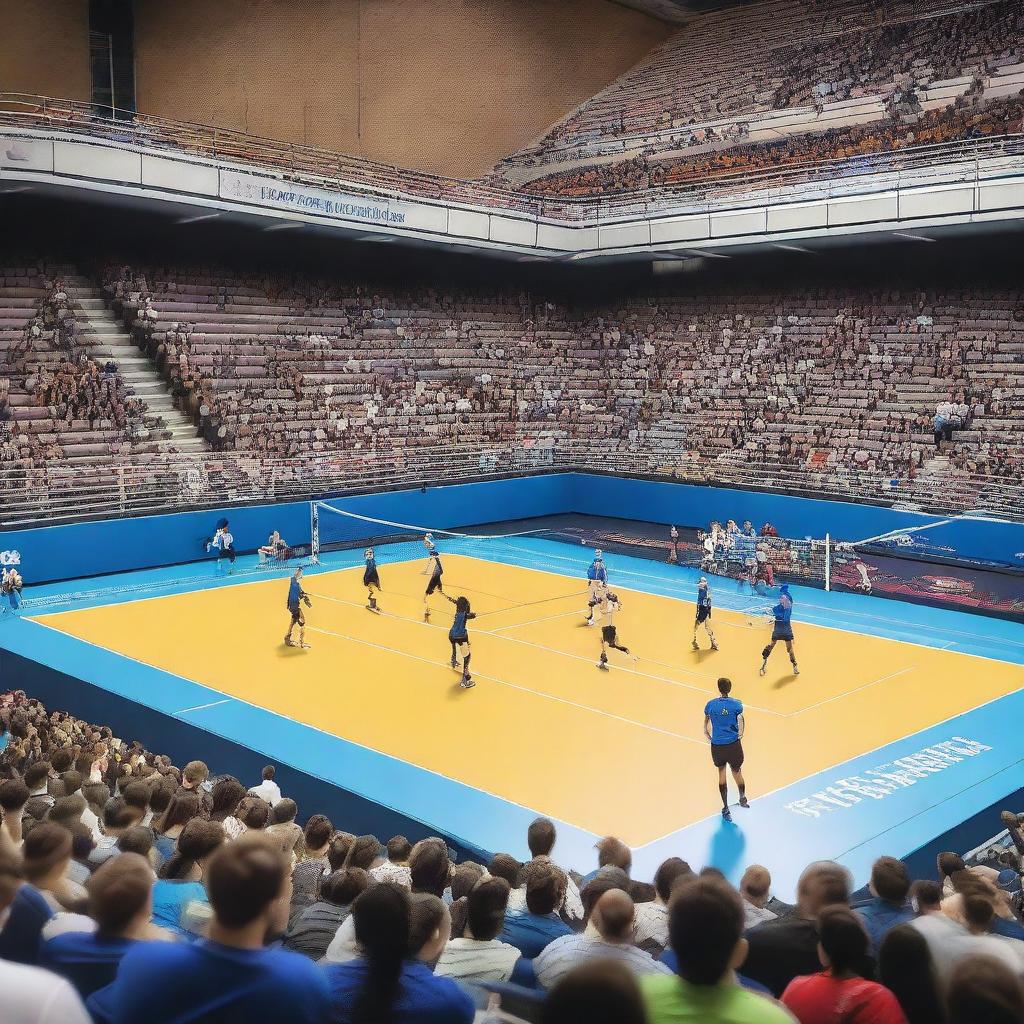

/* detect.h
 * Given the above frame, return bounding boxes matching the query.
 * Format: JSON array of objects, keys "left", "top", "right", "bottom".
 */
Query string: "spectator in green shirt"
[{"left": 641, "top": 875, "right": 796, "bottom": 1023}]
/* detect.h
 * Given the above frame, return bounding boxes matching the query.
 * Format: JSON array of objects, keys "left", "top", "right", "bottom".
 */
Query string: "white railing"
[
  {"left": 1, "top": 441, "right": 1021, "bottom": 527},
  {"left": 2, "top": 94, "right": 1023, "bottom": 226}
]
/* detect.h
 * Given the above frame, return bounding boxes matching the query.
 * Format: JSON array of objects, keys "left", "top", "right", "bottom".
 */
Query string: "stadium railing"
[
  {"left": 1, "top": 93, "right": 1022, "bottom": 225},
  {"left": 0, "top": 441, "right": 1021, "bottom": 527}
]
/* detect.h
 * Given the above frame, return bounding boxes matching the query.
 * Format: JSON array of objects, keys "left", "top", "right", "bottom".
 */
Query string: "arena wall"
[
  {"left": 5, "top": 473, "right": 1022, "bottom": 585},
  {"left": 132, "top": 0, "right": 671, "bottom": 178},
  {"left": 2, "top": 0, "right": 92, "bottom": 102}
]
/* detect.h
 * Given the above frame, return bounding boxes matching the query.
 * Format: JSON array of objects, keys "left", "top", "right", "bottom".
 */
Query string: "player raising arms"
[
  {"left": 585, "top": 550, "right": 608, "bottom": 626},
  {"left": 284, "top": 567, "right": 312, "bottom": 649},
  {"left": 704, "top": 677, "right": 749, "bottom": 822},
  {"left": 363, "top": 547, "right": 382, "bottom": 613},
  {"left": 421, "top": 534, "right": 444, "bottom": 621},
  {"left": 760, "top": 583, "right": 799, "bottom": 677},
  {"left": 597, "top": 593, "right": 630, "bottom": 671},
  {"left": 692, "top": 577, "right": 719, "bottom": 652},
  {"left": 444, "top": 594, "right": 476, "bottom": 689}
]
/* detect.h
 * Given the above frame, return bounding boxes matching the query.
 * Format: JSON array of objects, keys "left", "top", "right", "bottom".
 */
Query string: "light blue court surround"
[{"left": 3, "top": 536, "right": 1022, "bottom": 898}]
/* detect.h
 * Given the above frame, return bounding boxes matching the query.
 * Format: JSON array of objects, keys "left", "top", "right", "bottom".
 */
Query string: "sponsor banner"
[{"left": 219, "top": 171, "right": 448, "bottom": 233}]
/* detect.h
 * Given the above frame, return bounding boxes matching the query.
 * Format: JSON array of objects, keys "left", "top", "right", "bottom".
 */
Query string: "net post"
[
  {"left": 825, "top": 533, "right": 831, "bottom": 592},
  {"left": 309, "top": 501, "right": 320, "bottom": 565}
]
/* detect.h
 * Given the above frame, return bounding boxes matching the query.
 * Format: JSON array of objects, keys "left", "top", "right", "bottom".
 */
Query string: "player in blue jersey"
[
  {"left": 444, "top": 594, "right": 476, "bottom": 688},
  {"left": 363, "top": 547, "right": 382, "bottom": 613},
  {"left": 597, "top": 593, "right": 630, "bottom": 670},
  {"left": 421, "top": 534, "right": 444, "bottom": 621},
  {"left": 204, "top": 519, "right": 236, "bottom": 574},
  {"left": 284, "top": 567, "right": 312, "bottom": 649},
  {"left": 692, "top": 576, "right": 719, "bottom": 652},
  {"left": 704, "top": 676, "right": 748, "bottom": 821},
  {"left": 760, "top": 583, "right": 799, "bottom": 677},
  {"left": 585, "top": 550, "right": 608, "bottom": 626}
]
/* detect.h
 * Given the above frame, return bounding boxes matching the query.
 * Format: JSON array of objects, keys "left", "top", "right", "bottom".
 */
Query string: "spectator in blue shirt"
[
  {"left": 151, "top": 817, "right": 224, "bottom": 936},
  {"left": 325, "top": 882, "right": 475, "bottom": 1023},
  {"left": 501, "top": 860, "right": 573, "bottom": 958},
  {"left": 0, "top": 847, "right": 53, "bottom": 965},
  {"left": 857, "top": 856, "right": 914, "bottom": 954},
  {"left": 89, "top": 833, "right": 329, "bottom": 1024},
  {"left": 40, "top": 852, "right": 175, "bottom": 999}
]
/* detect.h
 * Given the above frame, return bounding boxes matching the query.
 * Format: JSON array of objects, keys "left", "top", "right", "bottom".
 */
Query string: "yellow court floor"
[{"left": 36, "top": 554, "right": 1023, "bottom": 846}]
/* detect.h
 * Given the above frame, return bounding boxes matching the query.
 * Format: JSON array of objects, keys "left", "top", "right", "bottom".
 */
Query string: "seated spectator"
[
  {"left": 0, "top": 845, "right": 54, "bottom": 965},
  {"left": 634, "top": 857, "right": 692, "bottom": 956},
  {"left": 500, "top": 859, "right": 574, "bottom": 958},
  {"left": 89, "top": 798, "right": 140, "bottom": 866},
  {"left": 947, "top": 892, "right": 1024, "bottom": 974},
  {"left": 346, "top": 834, "right": 384, "bottom": 872},
  {"left": 542, "top": 960, "right": 648, "bottom": 1024},
  {"left": 488, "top": 852, "right": 522, "bottom": 888},
  {"left": 743, "top": 861, "right": 857, "bottom": 996},
  {"left": 284, "top": 867, "right": 369, "bottom": 960},
  {"left": 448, "top": 861, "right": 486, "bottom": 938},
  {"left": 24, "top": 761, "right": 54, "bottom": 809},
  {"left": 248, "top": 765, "right": 282, "bottom": 806},
  {"left": 323, "top": 882, "right": 474, "bottom": 1024},
  {"left": 947, "top": 954, "right": 1024, "bottom": 1024},
  {"left": 509, "top": 816, "right": 584, "bottom": 923},
  {"left": 24, "top": 821, "right": 87, "bottom": 913},
  {"left": 781, "top": 906, "right": 907, "bottom": 1023},
  {"left": 116, "top": 826, "right": 160, "bottom": 871},
  {"left": 258, "top": 531, "right": 289, "bottom": 564},
  {"left": 409, "top": 837, "right": 451, "bottom": 899},
  {"left": 909, "top": 880, "right": 966, "bottom": 980},
  {"left": 289, "top": 814, "right": 334, "bottom": 927},
  {"left": 89, "top": 834, "right": 330, "bottom": 1024},
  {"left": 152, "top": 818, "right": 224, "bottom": 936},
  {"left": 878, "top": 924, "right": 947, "bottom": 1024},
  {"left": 535, "top": 888, "right": 669, "bottom": 989},
  {"left": 583, "top": 835, "right": 633, "bottom": 886},
  {"left": 740, "top": 865, "right": 779, "bottom": 929},
  {"left": 223, "top": 795, "right": 272, "bottom": 841},
  {"left": 39, "top": 853, "right": 174, "bottom": 998},
  {"left": 370, "top": 835, "right": 413, "bottom": 888},
  {"left": 0, "top": 777, "right": 30, "bottom": 847},
  {"left": 435, "top": 876, "right": 521, "bottom": 983},
  {"left": 266, "top": 798, "right": 303, "bottom": 861},
  {"left": 153, "top": 791, "right": 201, "bottom": 863},
  {"left": 857, "top": 856, "right": 914, "bottom": 953},
  {"left": 641, "top": 875, "right": 792, "bottom": 1023},
  {"left": 208, "top": 775, "right": 245, "bottom": 823}
]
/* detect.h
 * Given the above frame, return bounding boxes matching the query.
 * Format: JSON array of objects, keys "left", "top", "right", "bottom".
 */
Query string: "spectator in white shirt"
[
  {"left": 24, "top": 763, "right": 54, "bottom": 809},
  {"left": 0, "top": 950, "right": 92, "bottom": 1024},
  {"left": 740, "top": 864, "right": 779, "bottom": 929},
  {"left": 88, "top": 799, "right": 139, "bottom": 867},
  {"left": 634, "top": 857, "right": 692, "bottom": 956},
  {"left": 535, "top": 888, "right": 671, "bottom": 989},
  {"left": 248, "top": 765, "right": 283, "bottom": 807},
  {"left": 945, "top": 891, "right": 1024, "bottom": 975},
  {"left": 369, "top": 835, "right": 413, "bottom": 889},
  {"left": 507, "top": 817, "right": 583, "bottom": 925},
  {"left": 435, "top": 876, "right": 521, "bottom": 983}
]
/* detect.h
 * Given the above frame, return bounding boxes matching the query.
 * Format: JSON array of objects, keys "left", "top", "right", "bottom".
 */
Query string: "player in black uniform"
[
  {"left": 692, "top": 576, "right": 719, "bottom": 652},
  {"left": 422, "top": 534, "right": 444, "bottom": 621},
  {"left": 760, "top": 583, "right": 799, "bottom": 677},
  {"left": 597, "top": 593, "right": 630, "bottom": 670},
  {"left": 284, "top": 567, "right": 312, "bottom": 649},
  {"left": 444, "top": 594, "right": 476, "bottom": 689},
  {"left": 363, "top": 547, "right": 382, "bottom": 613}
]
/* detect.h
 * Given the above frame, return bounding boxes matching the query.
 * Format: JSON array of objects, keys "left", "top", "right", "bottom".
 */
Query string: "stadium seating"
[{"left": 101, "top": 264, "right": 1024, "bottom": 485}]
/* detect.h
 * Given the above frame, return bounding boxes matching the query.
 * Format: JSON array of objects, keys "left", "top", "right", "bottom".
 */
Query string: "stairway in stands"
[{"left": 63, "top": 274, "right": 207, "bottom": 453}]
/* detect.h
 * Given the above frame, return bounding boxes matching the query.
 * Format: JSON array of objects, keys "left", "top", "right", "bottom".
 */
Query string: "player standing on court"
[
  {"left": 363, "top": 547, "right": 382, "bottom": 613},
  {"left": 585, "top": 550, "right": 608, "bottom": 626},
  {"left": 760, "top": 583, "right": 799, "bottom": 677},
  {"left": 444, "top": 594, "right": 476, "bottom": 689},
  {"left": 704, "top": 677, "right": 749, "bottom": 822},
  {"left": 422, "top": 534, "right": 444, "bottom": 621},
  {"left": 205, "top": 519, "right": 236, "bottom": 574},
  {"left": 692, "top": 577, "right": 719, "bottom": 652},
  {"left": 284, "top": 566, "right": 312, "bottom": 649},
  {"left": 597, "top": 592, "right": 630, "bottom": 670}
]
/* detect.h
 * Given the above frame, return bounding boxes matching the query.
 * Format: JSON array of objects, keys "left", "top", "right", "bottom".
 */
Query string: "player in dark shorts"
[
  {"left": 597, "top": 593, "right": 630, "bottom": 670},
  {"left": 692, "top": 576, "right": 719, "bottom": 652},
  {"left": 444, "top": 594, "right": 476, "bottom": 689},
  {"left": 204, "top": 519, "right": 236, "bottom": 574},
  {"left": 760, "top": 583, "right": 799, "bottom": 677},
  {"left": 422, "top": 534, "right": 444, "bottom": 621},
  {"left": 284, "top": 567, "right": 312, "bottom": 649},
  {"left": 363, "top": 547, "right": 382, "bottom": 613},
  {"left": 704, "top": 677, "right": 749, "bottom": 822}
]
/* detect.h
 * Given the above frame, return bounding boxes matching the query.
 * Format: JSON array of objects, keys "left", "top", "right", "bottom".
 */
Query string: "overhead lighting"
[
  {"left": 773, "top": 243, "right": 815, "bottom": 254},
  {"left": 357, "top": 234, "right": 395, "bottom": 243},
  {"left": 0, "top": 185, "right": 33, "bottom": 194},
  {"left": 682, "top": 248, "right": 730, "bottom": 259},
  {"left": 892, "top": 232, "right": 935, "bottom": 242},
  {"left": 176, "top": 212, "right": 221, "bottom": 225},
  {"left": 262, "top": 221, "right": 303, "bottom": 232}
]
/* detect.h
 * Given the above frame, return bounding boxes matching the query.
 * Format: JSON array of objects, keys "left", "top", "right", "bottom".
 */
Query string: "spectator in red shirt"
[{"left": 781, "top": 907, "right": 908, "bottom": 1024}]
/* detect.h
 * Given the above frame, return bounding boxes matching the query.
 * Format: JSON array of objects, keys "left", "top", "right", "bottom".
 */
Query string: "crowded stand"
[
  {"left": 99, "top": 264, "right": 1024, "bottom": 483},
  {"left": 3, "top": 687, "right": 1024, "bottom": 1023},
  {"left": 496, "top": 0, "right": 1024, "bottom": 180}
]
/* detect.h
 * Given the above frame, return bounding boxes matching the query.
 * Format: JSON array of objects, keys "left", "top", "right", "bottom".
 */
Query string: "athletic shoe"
[
  {"left": 759, "top": 662, "right": 767, "bottom": 676},
  {"left": 711, "top": 642, "right": 719, "bottom": 651},
  {"left": 739, "top": 797, "right": 750, "bottom": 808},
  {"left": 284, "top": 637, "right": 295, "bottom": 647},
  {"left": 299, "top": 642, "right": 311, "bottom": 650},
  {"left": 450, "top": 657, "right": 458, "bottom": 669},
  {"left": 722, "top": 807, "right": 733, "bottom": 822},
  {"left": 691, "top": 640, "right": 699, "bottom": 651},
  {"left": 793, "top": 664, "right": 800, "bottom": 675},
  {"left": 460, "top": 676, "right": 475, "bottom": 689},
  {"left": 423, "top": 611, "right": 430, "bottom": 621}
]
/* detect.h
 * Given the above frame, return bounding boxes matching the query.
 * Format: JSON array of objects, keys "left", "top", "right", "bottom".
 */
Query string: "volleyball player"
[
  {"left": 597, "top": 593, "right": 630, "bottom": 670},
  {"left": 585, "top": 550, "right": 608, "bottom": 625},
  {"left": 692, "top": 577, "right": 719, "bottom": 652},
  {"left": 1, "top": 567, "right": 23, "bottom": 615},
  {"left": 444, "top": 594, "right": 476, "bottom": 689},
  {"left": 205, "top": 519, "right": 236, "bottom": 574},
  {"left": 668, "top": 525, "right": 679, "bottom": 564},
  {"left": 363, "top": 547, "right": 382, "bottom": 612},
  {"left": 284, "top": 567, "right": 312, "bottom": 649},
  {"left": 421, "top": 534, "right": 444, "bottom": 621},
  {"left": 704, "top": 677, "right": 748, "bottom": 822},
  {"left": 760, "top": 583, "right": 799, "bottom": 677}
]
